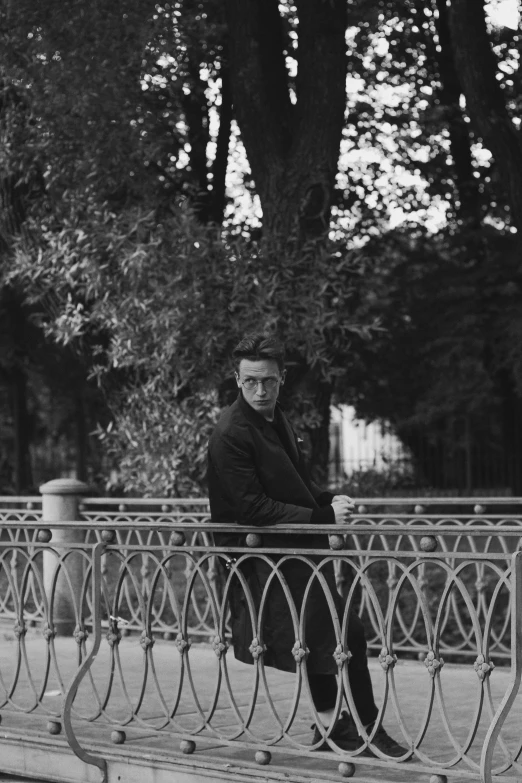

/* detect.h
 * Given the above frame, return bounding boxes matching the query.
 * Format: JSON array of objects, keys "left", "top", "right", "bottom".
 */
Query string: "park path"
[{"left": 0, "top": 630, "right": 521, "bottom": 783}]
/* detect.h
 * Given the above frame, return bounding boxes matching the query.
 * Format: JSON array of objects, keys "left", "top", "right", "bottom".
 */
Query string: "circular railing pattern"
[
  {"left": 0, "top": 496, "right": 521, "bottom": 782},
  {"left": 0, "top": 501, "right": 43, "bottom": 623}
]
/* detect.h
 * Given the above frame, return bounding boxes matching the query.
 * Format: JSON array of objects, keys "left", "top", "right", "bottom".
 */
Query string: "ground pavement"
[{"left": 0, "top": 629, "right": 521, "bottom": 783}]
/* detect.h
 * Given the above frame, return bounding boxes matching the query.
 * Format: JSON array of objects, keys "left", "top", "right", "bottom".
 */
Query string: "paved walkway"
[{"left": 0, "top": 629, "right": 521, "bottom": 783}]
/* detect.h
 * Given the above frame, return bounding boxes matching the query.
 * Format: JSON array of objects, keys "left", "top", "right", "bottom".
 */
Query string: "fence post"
[{"left": 40, "top": 478, "right": 89, "bottom": 636}]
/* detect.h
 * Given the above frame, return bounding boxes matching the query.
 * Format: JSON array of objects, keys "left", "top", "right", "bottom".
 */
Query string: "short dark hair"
[{"left": 232, "top": 333, "right": 285, "bottom": 373}]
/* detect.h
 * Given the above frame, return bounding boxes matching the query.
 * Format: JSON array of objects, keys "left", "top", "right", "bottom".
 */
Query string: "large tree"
[{"left": 225, "top": 0, "right": 347, "bottom": 244}]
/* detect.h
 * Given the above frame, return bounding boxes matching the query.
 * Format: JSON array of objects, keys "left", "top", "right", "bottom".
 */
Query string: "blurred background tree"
[{"left": 1, "top": 0, "right": 521, "bottom": 495}]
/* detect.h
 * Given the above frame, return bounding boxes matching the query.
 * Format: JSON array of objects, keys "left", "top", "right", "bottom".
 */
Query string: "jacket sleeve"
[
  {"left": 312, "top": 486, "right": 335, "bottom": 506},
  {"left": 209, "top": 431, "right": 314, "bottom": 526}
]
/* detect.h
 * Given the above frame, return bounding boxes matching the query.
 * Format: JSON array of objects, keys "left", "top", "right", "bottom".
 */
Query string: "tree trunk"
[
  {"left": 448, "top": 0, "right": 522, "bottom": 235},
  {"left": 11, "top": 367, "right": 33, "bottom": 493},
  {"left": 497, "top": 369, "right": 522, "bottom": 496},
  {"left": 75, "top": 391, "right": 87, "bottom": 482},
  {"left": 434, "top": 0, "right": 482, "bottom": 229},
  {"left": 308, "top": 378, "right": 333, "bottom": 485},
  {"left": 207, "top": 62, "right": 232, "bottom": 226},
  {"left": 225, "top": 0, "right": 347, "bottom": 247},
  {"left": 183, "top": 55, "right": 210, "bottom": 220}
]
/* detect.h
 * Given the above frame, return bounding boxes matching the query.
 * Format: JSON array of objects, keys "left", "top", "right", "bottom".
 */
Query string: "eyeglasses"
[{"left": 240, "top": 377, "right": 280, "bottom": 391}]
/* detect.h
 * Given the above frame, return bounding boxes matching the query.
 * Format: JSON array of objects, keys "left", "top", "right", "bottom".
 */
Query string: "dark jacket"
[{"left": 207, "top": 392, "right": 342, "bottom": 674}]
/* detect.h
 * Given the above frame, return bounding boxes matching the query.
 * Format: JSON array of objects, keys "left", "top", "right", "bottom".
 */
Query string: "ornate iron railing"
[
  {"left": 0, "top": 492, "right": 521, "bottom": 783},
  {"left": 2, "top": 495, "right": 522, "bottom": 659}
]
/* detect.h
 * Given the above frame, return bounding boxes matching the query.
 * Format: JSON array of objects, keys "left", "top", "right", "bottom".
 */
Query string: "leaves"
[{"left": 6, "top": 200, "right": 377, "bottom": 494}]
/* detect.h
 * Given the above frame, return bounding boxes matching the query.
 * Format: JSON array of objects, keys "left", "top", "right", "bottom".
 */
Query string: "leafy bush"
[
  {"left": 8, "top": 200, "right": 377, "bottom": 495},
  {"left": 336, "top": 464, "right": 424, "bottom": 498}
]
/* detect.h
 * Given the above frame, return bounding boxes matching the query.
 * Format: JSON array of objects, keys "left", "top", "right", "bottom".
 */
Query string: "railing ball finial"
[
  {"left": 171, "top": 531, "right": 186, "bottom": 546},
  {"left": 338, "top": 761, "right": 356, "bottom": 778},
  {"left": 474, "top": 504, "right": 486, "bottom": 515},
  {"left": 329, "top": 534, "right": 345, "bottom": 550},
  {"left": 47, "top": 720, "right": 61, "bottom": 735},
  {"left": 246, "top": 533, "right": 262, "bottom": 548},
  {"left": 101, "top": 529, "right": 116, "bottom": 544},
  {"left": 357, "top": 504, "right": 367, "bottom": 514},
  {"left": 111, "top": 730, "right": 126, "bottom": 744},
  {"left": 414, "top": 504, "right": 425, "bottom": 514},
  {"left": 420, "top": 535, "right": 438, "bottom": 552},
  {"left": 255, "top": 750, "right": 271, "bottom": 765},
  {"left": 37, "top": 529, "right": 52, "bottom": 543},
  {"left": 180, "top": 740, "right": 196, "bottom": 754}
]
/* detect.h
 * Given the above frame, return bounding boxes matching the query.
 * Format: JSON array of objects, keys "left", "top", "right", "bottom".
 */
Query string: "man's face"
[{"left": 235, "top": 359, "right": 286, "bottom": 420}]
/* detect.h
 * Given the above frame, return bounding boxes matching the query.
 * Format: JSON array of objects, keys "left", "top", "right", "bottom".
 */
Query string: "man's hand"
[{"left": 331, "top": 495, "right": 355, "bottom": 524}]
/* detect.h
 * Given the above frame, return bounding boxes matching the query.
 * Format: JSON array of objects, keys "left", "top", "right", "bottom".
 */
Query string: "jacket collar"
[
  {"left": 236, "top": 392, "right": 299, "bottom": 464},
  {"left": 237, "top": 390, "right": 277, "bottom": 429}
]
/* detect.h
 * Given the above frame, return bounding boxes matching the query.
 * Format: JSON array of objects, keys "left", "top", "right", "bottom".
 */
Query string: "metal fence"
[{"left": 0, "top": 488, "right": 521, "bottom": 783}]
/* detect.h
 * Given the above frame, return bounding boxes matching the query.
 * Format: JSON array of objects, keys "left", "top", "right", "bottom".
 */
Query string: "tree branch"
[
  {"left": 208, "top": 61, "right": 232, "bottom": 226},
  {"left": 225, "top": 0, "right": 293, "bottom": 187},
  {"left": 434, "top": 0, "right": 482, "bottom": 228},
  {"left": 448, "top": 0, "right": 522, "bottom": 233}
]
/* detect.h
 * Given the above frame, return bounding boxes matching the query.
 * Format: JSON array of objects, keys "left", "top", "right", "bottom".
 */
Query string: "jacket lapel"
[
  {"left": 276, "top": 409, "right": 300, "bottom": 466},
  {"left": 234, "top": 392, "right": 315, "bottom": 502},
  {"left": 236, "top": 392, "right": 300, "bottom": 465}
]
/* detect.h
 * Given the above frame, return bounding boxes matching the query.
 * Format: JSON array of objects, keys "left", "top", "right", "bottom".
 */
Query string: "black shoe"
[
  {"left": 363, "top": 723, "right": 409, "bottom": 758},
  {"left": 311, "top": 711, "right": 368, "bottom": 753},
  {"left": 312, "top": 715, "right": 409, "bottom": 759}
]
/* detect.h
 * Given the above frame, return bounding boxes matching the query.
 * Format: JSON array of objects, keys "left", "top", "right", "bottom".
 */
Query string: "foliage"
[
  {"left": 334, "top": 0, "right": 519, "bottom": 236},
  {"left": 340, "top": 224, "right": 520, "bottom": 489},
  {"left": 0, "top": 0, "right": 227, "bottom": 208},
  {"left": 337, "top": 464, "right": 423, "bottom": 499},
  {"left": 8, "top": 201, "right": 377, "bottom": 495}
]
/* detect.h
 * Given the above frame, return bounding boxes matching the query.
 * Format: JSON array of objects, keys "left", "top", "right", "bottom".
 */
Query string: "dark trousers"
[{"left": 308, "top": 610, "right": 378, "bottom": 726}]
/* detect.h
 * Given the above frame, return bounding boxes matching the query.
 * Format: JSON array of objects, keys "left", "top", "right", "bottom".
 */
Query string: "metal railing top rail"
[
  {"left": 0, "top": 496, "right": 41, "bottom": 505},
  {"left": 348, "top": 498, "right": 522, "bottom": 509},
  {"left": 81, "top": 497, "right": 209, "bottom": 506},
  {"left": 79, "top": 513, "right": 522, "bottom": 522},
  {"left": 5, "top": 518, "right": 522, "bottom": 535},
  {"left": 80, "top": 496, "right": 521, "bottom": 508},
  {"left": 2, "top": 494, "right": 522, "bottom": 504}
]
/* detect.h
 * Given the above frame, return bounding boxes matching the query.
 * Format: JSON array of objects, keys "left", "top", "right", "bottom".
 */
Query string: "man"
[{"left": 207, "top": 333, "right": 407, "bottom": 758}]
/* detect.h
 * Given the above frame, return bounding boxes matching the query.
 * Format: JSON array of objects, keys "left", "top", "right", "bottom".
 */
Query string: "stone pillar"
[{"left": 40, "top": 478, "right": 90, "bottom": 636}]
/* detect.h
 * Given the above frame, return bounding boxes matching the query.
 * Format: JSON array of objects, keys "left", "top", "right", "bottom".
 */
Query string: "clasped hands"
[{"left": 331, "top": 494, "right": 355, "bottom": 524}]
